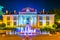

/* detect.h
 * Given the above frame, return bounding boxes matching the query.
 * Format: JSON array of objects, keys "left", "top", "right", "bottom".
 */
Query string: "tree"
[
  {"left": 0, "top": 5, "right": 4, "bottom": 15},
  {"left": 0, "top": 23, "right": 6, "bottom": 30},
  {"left": 47, "top": 8, "right": 60, "bottom": 32},
  {"left": 47, "top": 8, "right": 60, "bottom": 22},
  {"left": 53, "top": 24, "right": 57, "bottom": 29},
  {"left": 0, "top": 5, "right": 4, "bottom": 20},
  {"left": 40, "top": 27, "right": 55, "bottom": 34}
]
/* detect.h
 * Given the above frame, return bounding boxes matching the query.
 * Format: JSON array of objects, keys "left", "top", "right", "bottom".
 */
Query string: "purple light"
[
  {"left": 15, "top": 17, "right": 40, "bottom": 37},
  {"left": 21, "top": 7, "right": 35, "bottom": 12},
  {"left": 15, "top": 24, "right": 39, "bottom": 36}
]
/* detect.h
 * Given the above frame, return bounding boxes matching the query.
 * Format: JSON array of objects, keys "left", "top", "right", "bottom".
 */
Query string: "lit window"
[
  {"left": 14, "top": 22, "right": 16, "bottom": 25},
  {"left": 23, "top": 16, "right": 25, "bottom": 20},
  {"left": 25, "top": 17, "right": 30, "bottom": 24},
  {"left": 46, "top": 21, "right": 49, "bottom": 25},
  {"left": 13, "top": 16, "right": 17, "bottom": 20},
  {"left": 26, "top": 21, "right": 30, "bottom": 24},
  {"left": 39, "top": 21, "right": 42, "bottom": 25},
  {"left": 7, "top": 22, "right": 10, "bottom": 25},
  {"left": 7, "top": 16, "right": 10, "bottom": 20},
  {"left": 27, "top": 17, "right": 30, "bottom": 20},
  {"left": 46, "top": 16, "right": 49, "bottom": 20},
  {"left": 39, "top": 16, "right": 43, "bottom": 20}
]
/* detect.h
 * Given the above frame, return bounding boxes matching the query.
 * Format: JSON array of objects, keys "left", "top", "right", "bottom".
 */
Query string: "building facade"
[{"left": 3, "top": 7, "right": 55, "bottom": 29}]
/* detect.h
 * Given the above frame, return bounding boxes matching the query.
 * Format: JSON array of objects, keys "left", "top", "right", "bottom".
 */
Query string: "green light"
[
  {"left": 0, "top": 5, "right": 4, "bottom": 15},
  {"left": 0, "top": 6, "right": 4, "bottom": 10}
]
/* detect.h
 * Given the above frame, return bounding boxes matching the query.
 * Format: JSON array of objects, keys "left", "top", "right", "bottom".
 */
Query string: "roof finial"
[
  {"left": 43, "top": 9, "right": 44, "bottom": 14},
  {"left": 6, "top": 10, "right": 8, "bottom": 14},
  {"left": 26, "top": 7, "right": 30, "bottom": 12},
  {"left": 14, "top": 10, "right": 16, "bottom": 14}
]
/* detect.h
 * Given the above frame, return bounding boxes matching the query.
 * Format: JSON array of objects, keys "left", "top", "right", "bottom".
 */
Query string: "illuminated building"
[
  {"left": 0, "top": 20, "right": 3, "bottom": 24},
  {"left": 3, "top": 7, "right": 55, "bottom": 29}
]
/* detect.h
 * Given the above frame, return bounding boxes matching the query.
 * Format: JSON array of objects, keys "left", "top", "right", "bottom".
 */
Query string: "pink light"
[
  {"left": 21, "top": 7, "right": 35, "bottom": 12},
  {"left": 19, "top": 12, "right": 24, "bottom": 14}
]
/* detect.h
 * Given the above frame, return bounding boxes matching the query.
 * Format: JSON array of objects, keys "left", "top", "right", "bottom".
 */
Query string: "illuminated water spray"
[{"left": 16, "top": 17, "right": 37, "bottom": 36}]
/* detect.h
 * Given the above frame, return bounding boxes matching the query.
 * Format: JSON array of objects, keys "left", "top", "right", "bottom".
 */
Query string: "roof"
[
  {"left": 3, "top": 7, "right": 55, "bottom": 15},
  {"left": 21, "top": 7, "right": 36, "bottom": 12}
]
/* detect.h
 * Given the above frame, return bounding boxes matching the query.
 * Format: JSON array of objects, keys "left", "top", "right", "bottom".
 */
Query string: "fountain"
[
  {"left": 15, "top": 24, "right": 40, "bottom": 40},
  {"left": 15, "top": 17, "right": 40, "bottom": 40},
  {"left": 15, "top": 24, "right": 39, "bottom": 36}
]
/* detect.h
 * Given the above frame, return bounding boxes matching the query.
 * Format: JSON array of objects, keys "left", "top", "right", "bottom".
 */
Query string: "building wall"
[
  {"left": 37, "top": 14, "right": 55, "bottom": 29},
  {"left": 3, "top": 15, "right": 18, "bottom": 28},
  {"left": 49, "top": 15, "right": 54, "bottom": 28},
  {"left": 3, "top": 15, "right": 7, "bottom": 27},
  {"left": 0, "top": 20, "right": 3, "bottom": 24},
  {"left": 3, "top": 14, "right": 55, "bottom": 29},
  {"left": 12, "top": 15, "right": 18, "bottom": 28},
  {"left": 18, "top": 15, "right": 37, "bottom": 28}
]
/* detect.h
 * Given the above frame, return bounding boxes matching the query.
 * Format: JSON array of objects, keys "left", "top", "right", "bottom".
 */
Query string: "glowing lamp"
[
  {"left": 14, "top": 10, "right": 16, "bottom": 14},
  {"left": 6, "top": 10, "right": 8, "bottom": 14}
]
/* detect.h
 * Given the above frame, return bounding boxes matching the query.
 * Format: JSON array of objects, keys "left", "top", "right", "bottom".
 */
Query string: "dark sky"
[{"left": 0, "top": 0, "right": 60, "bottom": 12}]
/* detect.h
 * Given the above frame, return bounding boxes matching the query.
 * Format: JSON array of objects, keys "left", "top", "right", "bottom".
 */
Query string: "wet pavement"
[{"left": 0, "top": 34, "right": 59, "bottom": 40}]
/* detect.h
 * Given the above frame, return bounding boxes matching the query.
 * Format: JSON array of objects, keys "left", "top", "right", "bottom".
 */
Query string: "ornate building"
[{"left": 2, "top": 7, "right": 55, "bottom": 29}]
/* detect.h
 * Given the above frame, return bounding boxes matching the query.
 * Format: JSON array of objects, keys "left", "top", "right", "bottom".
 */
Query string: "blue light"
[
  {"left": 21, "top": 27, "right": 24, "bottom": 31},
  {"left": 17, "top": 27, "right": 20, "bottom": 30}
]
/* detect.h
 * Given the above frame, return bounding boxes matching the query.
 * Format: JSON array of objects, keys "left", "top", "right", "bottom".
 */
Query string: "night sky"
[{"left": 0, "top": 0, "right": 60, "bottom": 12}]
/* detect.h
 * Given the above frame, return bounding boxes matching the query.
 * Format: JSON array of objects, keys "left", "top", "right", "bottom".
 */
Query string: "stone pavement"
[{"left": 0, "top": 33, "right": 59, "bottom": 40}]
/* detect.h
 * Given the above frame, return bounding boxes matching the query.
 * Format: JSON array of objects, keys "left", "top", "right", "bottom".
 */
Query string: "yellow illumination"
[
  {"left": 0, "top": 22, "right": 2, "bottom": 24},
  {"left": 6, "top": 10, "right": 8, "bottom": 14},
  {"left": 58, "top": 20, "right": 60, "bottom": 23},
  {"left": 0, "top": 20, "right": 2, "bottom": 24}
]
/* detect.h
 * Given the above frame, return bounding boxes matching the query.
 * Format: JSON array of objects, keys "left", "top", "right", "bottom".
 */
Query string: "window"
[
  {"left": 46, "top": 21, "right": 49, "bottom": 25},
  {"left": 39, "top": 21, "right": 42, "bottom": 25},
  {"left": 23, "top": 16, "right": 25, "bottom": 20},
  {"left": 46, "top": 16, "right": 49, "bottom": 20},
  {"left": 27, "top": 18, "right": 30, "bottom": 20},
  {"left": 26, "top": 23, "right": 29, "bottom": 24},
  {"left": 7, "top": 22, "right": 10, "bottom": 25},
  {"left": 39, "top": 16, "right": 43, "bottom": 20},
  {"left": 7, "top": 16, "right": 10, "bottom": 20},
  {"left": 13, "top": 16, "right": 17, "bottom": 20},
  {"left": 26, "top": 21, "right": 30, "bottom": 24},
  {"left": 14, "top": 22, "right": 16, "bottom": 25}
]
